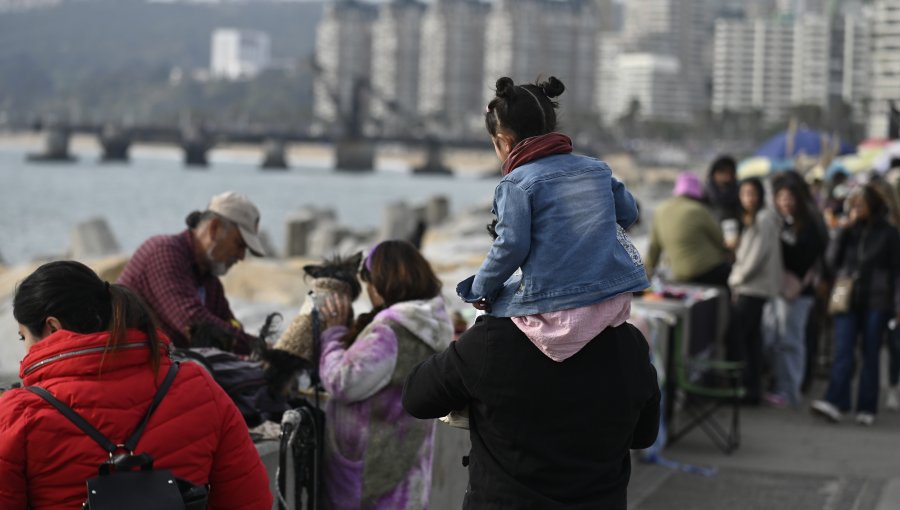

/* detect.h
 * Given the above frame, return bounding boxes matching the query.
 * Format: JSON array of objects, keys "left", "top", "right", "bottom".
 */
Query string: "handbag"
[
  {"left": 828, "top": 276, "right": 856, "bottom": 315},
  {"left": 26, "top": 363, "right": 209, "bottom": 510},
  {"left": 828, "top": 229, "right": 867, "bottom": 316}
]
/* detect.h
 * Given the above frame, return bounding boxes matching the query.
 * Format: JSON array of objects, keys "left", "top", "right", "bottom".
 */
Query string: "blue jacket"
[{"left": 457, "top": 153, "right": 649, "bottom": 317}]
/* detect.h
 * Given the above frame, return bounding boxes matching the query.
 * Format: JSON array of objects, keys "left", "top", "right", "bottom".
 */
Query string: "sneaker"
[
  {"left": 856, "top": 412, "right": 875, "bottom": 426},
  {"left": 811, "top": 399, "right": 842, "bottom": 423},
  {"left": 886, "top": 387, "right": 900, "bottom": 411},
  {"left": 764, "top": 392, "right": 788, "bottom": 408}
]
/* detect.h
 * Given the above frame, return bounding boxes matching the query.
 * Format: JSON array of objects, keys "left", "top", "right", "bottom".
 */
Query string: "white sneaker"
[
  {"left": 886, "top": 387, "right": 900, "bottom": 411},
  {"left": 856, "top": 412, "right": 875, "bottom": 426},
  {"left": 811, "top": 400, "right": 842, "bottom": 423}
]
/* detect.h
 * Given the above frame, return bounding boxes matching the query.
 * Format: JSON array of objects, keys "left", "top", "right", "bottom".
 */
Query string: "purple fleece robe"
[{"left": 319, "top": 296, "right": 453, "bottom": 510}]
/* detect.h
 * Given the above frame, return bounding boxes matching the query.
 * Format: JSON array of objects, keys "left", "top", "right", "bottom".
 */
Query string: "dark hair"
[
  {"left": 772, "top": 172, "right": 815, "bottom": 228},
  {"left": 860, "top": 183, "right": 889, "bottom": 222},
  {"left": 709, "top": 155, "right": 737, "bottom": 177},
  {"left": 186, "top": 210, "right": 234, "bottom": 230},
  {"left": 341, "top": 240, "right": 442, "bottom": 346},
  {"left": 485, "top": 76, "right": 565, "bottom": 143},
  {"left": 13, "top": 260, "right": 162, "bottom": 373},
  {"left": 739, "top": 178, "right": 766, "bottom": 216}
]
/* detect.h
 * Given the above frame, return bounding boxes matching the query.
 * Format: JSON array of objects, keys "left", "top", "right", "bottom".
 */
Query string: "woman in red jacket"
[{"left": 0, "top": 260, "right": 272, "bottom": 510}]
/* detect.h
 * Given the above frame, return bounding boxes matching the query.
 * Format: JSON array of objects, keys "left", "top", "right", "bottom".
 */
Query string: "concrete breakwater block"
[
  {"left": 284, "top": 208, "right": 337, "bottom": 258},
  {"left": 381, "top": 200, "right": 420, "bottom": 242},
  {"left": 69, "top": 218, "right": 120, "bottom": 259},
  {"left": 425, "top": 195, "right": 450, "bottom": 226}
]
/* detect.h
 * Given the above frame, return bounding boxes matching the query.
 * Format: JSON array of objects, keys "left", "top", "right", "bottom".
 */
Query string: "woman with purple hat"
[{"left": 646, "top": 171, "right": 732, "bottom": 285}]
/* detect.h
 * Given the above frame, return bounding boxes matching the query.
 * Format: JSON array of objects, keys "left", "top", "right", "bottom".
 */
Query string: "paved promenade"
[{"left": 629, "top": 381, "right": 900, "bottom": 510}]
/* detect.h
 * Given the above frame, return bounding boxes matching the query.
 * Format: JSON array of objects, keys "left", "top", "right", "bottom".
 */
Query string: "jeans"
[
  {"left": 824, "top": 310, "right": 888, "bottom": 414},
  {"left": 763, "top": 296, "right": 814, "bottom": 406},
  {"left": 888, "top": 325, "right": 900, "bottom": 387}
]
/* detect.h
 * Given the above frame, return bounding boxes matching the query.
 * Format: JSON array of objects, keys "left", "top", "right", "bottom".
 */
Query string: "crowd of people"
[
  {"left": 2, "top": 71, "right": 897, "bottom": 509},
  {"left": 0, "top": 76, "right": 661, "bottom": 509},
  {"left": 646, "top": 154, "right": 900, "bottom": 426}
]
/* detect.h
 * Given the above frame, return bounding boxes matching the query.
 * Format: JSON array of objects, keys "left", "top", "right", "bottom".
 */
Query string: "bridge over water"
[{"left": 25, "top": 121, "right": 489, "bottom": 175}]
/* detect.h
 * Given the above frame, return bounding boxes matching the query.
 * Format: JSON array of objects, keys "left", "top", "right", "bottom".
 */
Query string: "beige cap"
[{"left": 207, "top": 191, "right": 266, "bottom": 256}]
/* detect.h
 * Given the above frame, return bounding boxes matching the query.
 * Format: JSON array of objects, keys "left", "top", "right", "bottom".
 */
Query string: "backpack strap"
[
  {"left": 25, "top": 385, "right": 118, "bottom": 453},
  {"left": 124, "top": 362, "right": 180, "bottom": 452},
  {"left": 25, "top": 362, "right": 180, "bottom": 455}
]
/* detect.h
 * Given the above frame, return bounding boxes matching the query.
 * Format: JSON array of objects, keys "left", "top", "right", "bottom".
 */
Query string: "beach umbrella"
[
  {"left": 737, "top": 157, "right": 793, "bottom": 180},
  {"left": 754, "top": 128, "right": 855, "bottom": 160},
  {"left": 873, "top": 141, "right": 900, "bottom": 174},
  {"left": 824, "top": 152, "right": 881, "bottom": 178}
]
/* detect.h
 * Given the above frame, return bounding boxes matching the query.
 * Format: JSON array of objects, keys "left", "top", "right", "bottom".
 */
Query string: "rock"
[
  {"left": 381, "top": 201, "right": 419, "bottom": 242},
  {"left": 69, "top": 218, "right": 120, "bottom": 259},
  {"left": 424, "top": 195, "right": 451, "bottom": 226},
  {"left": 284, "top": 208, "right": 336, "bottom": 258}
]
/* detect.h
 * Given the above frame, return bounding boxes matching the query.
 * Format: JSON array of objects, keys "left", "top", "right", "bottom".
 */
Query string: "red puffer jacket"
[{"left": 0, "top": 328, "right": 273, "bottom": 510}]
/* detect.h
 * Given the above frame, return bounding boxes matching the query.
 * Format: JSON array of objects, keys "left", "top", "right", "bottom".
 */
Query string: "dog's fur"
[{"left": 263, "top": 252, "right": 364, "bottom": 393}]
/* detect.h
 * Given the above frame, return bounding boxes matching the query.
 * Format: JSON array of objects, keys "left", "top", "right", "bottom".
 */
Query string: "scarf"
[{"left": 501, "top": 132, "right": 574, "bottom": 176}]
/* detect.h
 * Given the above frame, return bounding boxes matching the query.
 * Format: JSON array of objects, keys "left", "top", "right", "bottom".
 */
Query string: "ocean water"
[
  {"left": 0, "top": 144, "right": 494, "bottom": 265},
  {"left": 0, "top": 142, "right": 497, "bottom": 378}
]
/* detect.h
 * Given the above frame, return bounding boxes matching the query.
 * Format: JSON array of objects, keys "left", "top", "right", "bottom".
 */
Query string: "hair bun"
[
  {"left": 539, "top": 76, "right": 565, "bottom": 99},
  {"left": 185, "top": 210, "right": 203, "bottom": 228},
  {"left": 495, "top": 77, "right": 516, "bottom": 100}
]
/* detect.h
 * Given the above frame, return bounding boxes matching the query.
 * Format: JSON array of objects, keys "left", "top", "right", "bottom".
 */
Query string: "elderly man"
[{"left": 118, "top": 191, "right": 265, "bottom": 353}]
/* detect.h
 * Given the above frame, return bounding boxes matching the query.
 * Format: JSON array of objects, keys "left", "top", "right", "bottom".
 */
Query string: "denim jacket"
[{"left": 457, "top": 153, "right": 649, "bottom": 317}]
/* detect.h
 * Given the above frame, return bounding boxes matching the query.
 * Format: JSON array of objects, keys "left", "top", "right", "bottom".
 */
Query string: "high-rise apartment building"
[
  {"left": 869, "top": 0, "right": 900, "bottom": 138},
  {"left": 596, "top": 33, "right": 624, "bottom": 124},
  {"left": 609, "top": 53, "right": 688, "bottom": 122},
  {"left": 210, "top": 29, "right": 272, "bottom": 80},
  {"left": 791, "top": 14, "right": 830, "bottom": 107},
  {"left": 370, "top": 0, "right": 427, "bottom": 135},
  {"left": 418, "top": 0, "right": 489, "bottom": 137},
  {"left": 621, "top": 0, "right": 708, "bottom": 120},
  {"left": 594, "top": 0, "right": 619, "bottom": 31},
  {"left": 313, "top": 0, "right": 377, "bottom": 130},
  {"left": 484, "top": 0, "right": 598, "bottom": 119},
  {"left": 711, "top": 19, "right": 756, "bottom": 114},
  {"left": 840, "top": 7, "right": 872, "bottom": 124},
  {"left": 714, "top": 16, "right": 853, "bottom": 124},
  {"left": 750, "top": 22, "right": 795, "bottom": 123}
]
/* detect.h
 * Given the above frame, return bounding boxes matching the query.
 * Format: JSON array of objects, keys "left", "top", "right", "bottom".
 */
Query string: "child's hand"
[{"left": 472, "top": 299, "right": 492, "bottom": 312}]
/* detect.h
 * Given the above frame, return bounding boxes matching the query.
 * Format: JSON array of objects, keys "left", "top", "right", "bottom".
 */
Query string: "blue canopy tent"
[{"left": 754, "top": 128, "right": 855, "bottom": 160}]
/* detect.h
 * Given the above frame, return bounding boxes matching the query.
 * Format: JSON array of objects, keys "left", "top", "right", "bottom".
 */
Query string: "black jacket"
[
  {"left": 705, "top": 180, "right": 741, "bottom": 224},
  {"left": 828, "top": 218, "right": 900, "bottom": 315},
  {"left": 402, "top": 316, "right": 660, "bottom": 510}
]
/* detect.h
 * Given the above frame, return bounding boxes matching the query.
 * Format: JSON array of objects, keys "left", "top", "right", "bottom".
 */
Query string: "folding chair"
[{"left": 666, "top": 298, "right": 745, "bottom": 455}]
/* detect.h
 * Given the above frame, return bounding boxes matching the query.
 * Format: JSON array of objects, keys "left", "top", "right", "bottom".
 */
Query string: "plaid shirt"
[{"left": 118, "top": 230, "right": 254, "bottom": 353}]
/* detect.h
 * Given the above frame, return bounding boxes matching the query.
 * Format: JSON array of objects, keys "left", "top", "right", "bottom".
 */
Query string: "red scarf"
[{"left": 501, "top": 132, "right": 574, "bottom": 176}]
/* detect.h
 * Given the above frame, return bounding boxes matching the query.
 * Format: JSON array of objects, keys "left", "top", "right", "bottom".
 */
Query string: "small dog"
[{"left": 263, "top": 252, "right": 364, "bottom": 393}]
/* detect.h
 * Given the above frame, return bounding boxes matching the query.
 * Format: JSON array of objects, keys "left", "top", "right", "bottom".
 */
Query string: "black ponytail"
[
  {"left": 13, "top": 261, "right": 162, "bottom": 373},
  {"left": 485, "top": 76, "right": 565, "bottom": 143}
]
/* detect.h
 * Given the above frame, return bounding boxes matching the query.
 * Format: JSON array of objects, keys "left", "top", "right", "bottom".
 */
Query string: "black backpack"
[
  {"left": 174, "top": 347, "right": 287, "bottom": 427},
  {"left": 26, "top": 363, "right": 209, "bottom": 510}
]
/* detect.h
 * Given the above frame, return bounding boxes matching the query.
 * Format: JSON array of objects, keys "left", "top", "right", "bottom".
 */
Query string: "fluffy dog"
[{"left": 262, "top": 252, "right": 363, "bottom": 393}]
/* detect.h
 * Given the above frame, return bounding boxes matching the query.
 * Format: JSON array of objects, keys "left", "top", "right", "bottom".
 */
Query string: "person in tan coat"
[{"left": 727, "top": 178, "right": 783, "bottom": 404}]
